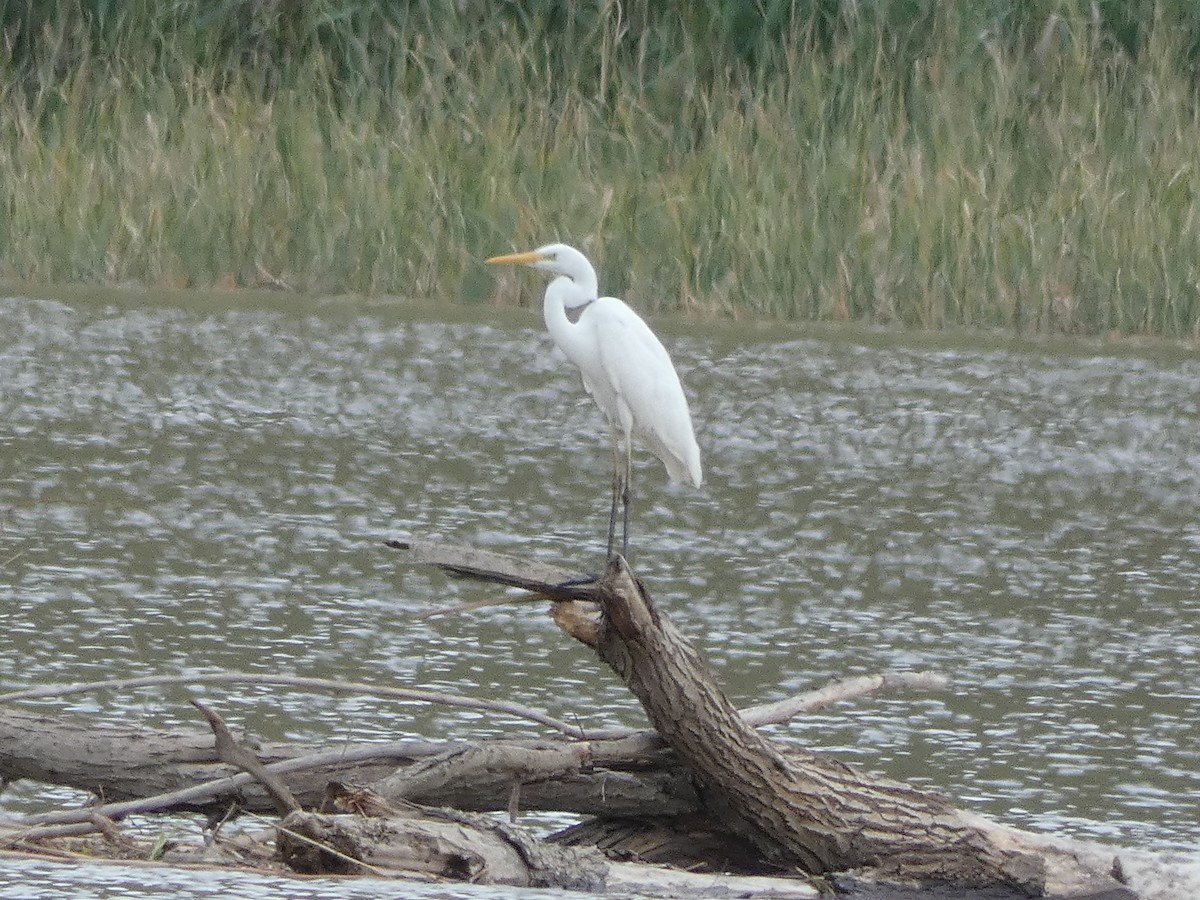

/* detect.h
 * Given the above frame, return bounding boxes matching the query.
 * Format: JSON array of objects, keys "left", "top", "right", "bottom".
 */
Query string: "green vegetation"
[{"left": 2, "top": 1, "right": 1200, "bottom": 335}]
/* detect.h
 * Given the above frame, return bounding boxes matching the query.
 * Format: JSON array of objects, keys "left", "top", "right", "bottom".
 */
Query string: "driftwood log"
[
  {"left": 387, "top": 540, "right": 1196, "bottom": 899},
  {"left": 2, "top": 539, "right": 1199, "bottom": 899}
]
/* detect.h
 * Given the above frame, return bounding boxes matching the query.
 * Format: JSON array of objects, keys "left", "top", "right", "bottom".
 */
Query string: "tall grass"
[{"left": 2, "top": 2, "right": 1200, "bottom": 336}]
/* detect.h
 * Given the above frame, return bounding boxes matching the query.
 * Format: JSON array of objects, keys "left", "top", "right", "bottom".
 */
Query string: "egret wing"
[{"left": 586, "top": 298, "right": 702, "bottom": 486}]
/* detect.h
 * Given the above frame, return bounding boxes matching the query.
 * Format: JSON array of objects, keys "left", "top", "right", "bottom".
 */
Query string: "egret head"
[{"left": 487, "top": 243, "right": 594, "bottom": 283}]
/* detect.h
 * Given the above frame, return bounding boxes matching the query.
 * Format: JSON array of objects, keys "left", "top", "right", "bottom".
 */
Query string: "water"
[
  {"left": 1, "top": 290, "right": 1198, "bottom": 896},
  {"left": 0, "top": 853, "right": 545, "bottom": 899}
]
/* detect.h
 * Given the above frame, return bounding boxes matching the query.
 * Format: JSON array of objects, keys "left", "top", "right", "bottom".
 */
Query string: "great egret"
[{"left": 486, "top": 243, "right": 702, "bottom": 560}]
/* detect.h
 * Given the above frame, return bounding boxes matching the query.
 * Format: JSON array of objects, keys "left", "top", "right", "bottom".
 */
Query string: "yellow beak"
[{"left": 486, "top": 250, "right": 543, "bottom": 266}]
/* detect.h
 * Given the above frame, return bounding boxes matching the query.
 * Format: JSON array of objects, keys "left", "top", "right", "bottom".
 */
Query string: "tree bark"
[{"left": 279, "top": 806, "right": 608, "bottom": 890}]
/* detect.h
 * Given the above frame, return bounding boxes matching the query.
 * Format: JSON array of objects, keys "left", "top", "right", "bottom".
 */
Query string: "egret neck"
[{"left": 542, "top": 274, "right": 597, "bottom": 359}]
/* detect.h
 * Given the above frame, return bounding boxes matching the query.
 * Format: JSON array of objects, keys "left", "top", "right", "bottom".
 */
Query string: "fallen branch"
[
  {"left": 390, "top": 539, "right": 1161, "bottom": 897},
  {"left": 384, "top": 538, "right": 597, "bottom": 601},
  {"left": 739, "top": 671, "right": 949, "bottom": 724},
  {"left": 1, "top": 668, "right": 950, "bottom": 849},
  {"left": 0, "top": 741, "right": 446, "bottom": 843},
  {"left": 1, "top": 663, "right": 951, "bottom": 822},
  {"left": 191, "top": 700, "right": 300, "bottom": 815}
]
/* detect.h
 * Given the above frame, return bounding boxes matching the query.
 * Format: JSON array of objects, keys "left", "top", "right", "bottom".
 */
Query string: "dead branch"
[
  {"left": 1, "top": 665, "right": 949, "bottom": 829},
  {"left": 0, "top": 740, "right": 447, "bottom": 844},
  {"left": 191, "top": 701, "right": 300, "bottom": 815},
  {"left": 385, "top": 538, "right": 598, "bottom": 601},
  {"left": 740, "top": 671, "right": 949, "bottom": 725},
  {"left": 366, "top": 740, "right": 697, "bottom": 817}
]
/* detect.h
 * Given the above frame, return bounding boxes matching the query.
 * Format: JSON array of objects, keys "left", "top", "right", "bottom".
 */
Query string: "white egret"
[{"left": 486, "top": 243, "right": 702, "bottom": 560}]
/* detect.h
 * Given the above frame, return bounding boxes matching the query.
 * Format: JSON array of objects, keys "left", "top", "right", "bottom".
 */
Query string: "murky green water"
[{"left": 1, "top": 290, "right": 1198, "bottom": 895}]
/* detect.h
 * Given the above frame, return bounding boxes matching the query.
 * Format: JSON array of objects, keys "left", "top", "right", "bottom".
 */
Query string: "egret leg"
[
  {"left": 621, "top": 439, "right": 632, "bottom": 560},
  {"left": 606, "top": 437, "right": 622, "bottom": 560}
]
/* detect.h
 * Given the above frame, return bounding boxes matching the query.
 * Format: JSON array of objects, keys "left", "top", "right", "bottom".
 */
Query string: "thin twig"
[
  {"left": 574, "top": 670, "right": 950, "bottom": 741},
  {"left": 0, "top": 672, "right": 587, "bottom": 739},
  {"left": 87, "top": 813, "right": 129, "bottom": 846},
  {"left": 1, "top": 841, "right": 81, "bottom": 859},
  {"left": 739, "top": 671, "right": 950, "bottom": 727}
]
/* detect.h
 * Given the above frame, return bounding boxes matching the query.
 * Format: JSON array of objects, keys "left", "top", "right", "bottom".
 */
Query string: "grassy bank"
[{"left": 2, "top": 2, "right": 1200, "bottom": 336}]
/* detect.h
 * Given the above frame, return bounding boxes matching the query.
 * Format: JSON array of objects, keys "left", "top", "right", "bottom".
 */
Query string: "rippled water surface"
[{"left": 2, "top": 290, "right": 1198, "bottom": 895}]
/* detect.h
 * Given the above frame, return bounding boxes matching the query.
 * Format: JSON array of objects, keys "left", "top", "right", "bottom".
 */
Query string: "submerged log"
[
  {"left": 280, "top": 804, "right": 607, "bottom": 890},
  {"left": 279, "top": 800, "right": 821, "bottom": 898}
]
